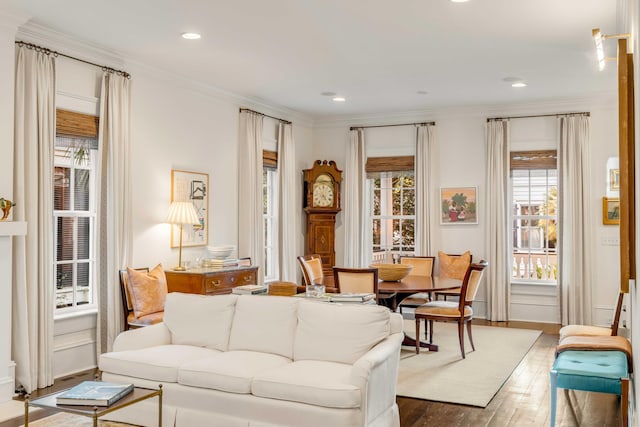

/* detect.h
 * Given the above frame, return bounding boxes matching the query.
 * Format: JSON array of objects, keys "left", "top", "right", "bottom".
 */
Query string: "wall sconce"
[
  {"left": 592, "top": 28, "right": 631, "bottom": 71},
  {"left": 166, "top": 201, "right": 200, "bottom": 271}
]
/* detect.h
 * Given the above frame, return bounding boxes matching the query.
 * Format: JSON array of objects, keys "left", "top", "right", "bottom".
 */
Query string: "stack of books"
[
  {"left": 232, "top": 284, "right": 267, "bottom": 295},
  {"left": 329, "top": 293, "right": 376, "bottom": 303},
  {"left": 202, "top": 258, "right": 239, "bottom": 269},
  {"left": 56, "top": 381, "right": 134, "bottom": 406}
]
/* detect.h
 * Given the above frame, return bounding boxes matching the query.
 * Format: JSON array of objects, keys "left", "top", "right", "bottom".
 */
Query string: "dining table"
[
  {"left": 318, "top": 274, "right": 462, "bottom": 352},
  {"left": 378, "top": 275, "right": 462, "bottom": 352}
]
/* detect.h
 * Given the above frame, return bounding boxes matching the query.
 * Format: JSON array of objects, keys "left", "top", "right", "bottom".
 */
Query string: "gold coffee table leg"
[
  {"left": 158, "top": 384, "right": 163, "bottom": 427},
  {"left": 24, "top": 394, "right": 29, "bottom": 426}
]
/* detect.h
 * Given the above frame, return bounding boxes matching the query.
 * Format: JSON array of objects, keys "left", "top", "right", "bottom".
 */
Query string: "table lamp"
[{"left": 166, "top": 201, "right": 200, "bottom": 271}]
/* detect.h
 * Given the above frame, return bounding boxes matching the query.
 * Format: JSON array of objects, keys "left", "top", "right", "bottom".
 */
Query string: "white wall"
[{"left": 313, "top": 99, "right": 619, "bottom": 324}]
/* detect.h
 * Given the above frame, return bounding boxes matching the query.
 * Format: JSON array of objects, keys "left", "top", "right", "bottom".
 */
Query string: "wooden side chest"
[{"left": 165, "top": 266, "right": 259, "bottom": 295}]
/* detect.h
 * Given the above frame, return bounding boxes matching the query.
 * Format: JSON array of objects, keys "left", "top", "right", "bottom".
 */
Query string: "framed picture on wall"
[
  {"left": 609, "top": 168, "right": 620, "bottom": 191},
  {"left": 171, "top": 169, "right": 209, "bottom": 247},
  {"left": 440, "top": 187, "right": 478, "bottom": 225},
  {"left": 602, "top": 196, "right": 620, "bottom": 225}
]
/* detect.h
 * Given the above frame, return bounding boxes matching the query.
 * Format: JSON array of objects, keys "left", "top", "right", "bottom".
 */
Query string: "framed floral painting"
[{"left": 440, "top": 187, "right": 478, "bottom": 225}]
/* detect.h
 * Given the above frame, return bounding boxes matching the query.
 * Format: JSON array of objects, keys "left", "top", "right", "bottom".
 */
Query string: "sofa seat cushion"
[
  {"left": 178, "top": 350, "right": 292, "bottom": 394},
  {"left": 252, "top": 360, "right": 361, "bottom": 409},
  {"left": 99, "top": 345, "right": 220, "bottom": 383}
]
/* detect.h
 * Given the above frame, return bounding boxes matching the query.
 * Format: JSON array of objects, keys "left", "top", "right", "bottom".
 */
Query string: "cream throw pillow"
[
  {"left": 438, "top": 251, "right": 471, "bottom": 280},
  {"left": 127, "top": 264, "right": 168, "bottom": 318}
]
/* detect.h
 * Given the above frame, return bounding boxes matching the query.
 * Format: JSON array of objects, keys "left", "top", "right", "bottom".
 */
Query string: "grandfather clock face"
[{"left": 312, "top": 174, "right": 335, "bottom": 208}]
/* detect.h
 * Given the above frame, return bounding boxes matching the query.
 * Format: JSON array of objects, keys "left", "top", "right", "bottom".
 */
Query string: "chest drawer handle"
[
  {"left": 209, "top": 280, "right": 221, "bottom": 286},
  {"left": 243, "top": 276, "right": 252, "bottom": 282}
]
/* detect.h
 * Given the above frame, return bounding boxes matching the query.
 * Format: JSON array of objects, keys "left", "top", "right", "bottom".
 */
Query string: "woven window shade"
[
  {"left": 366, "top": 156, "right": 414, "bottom": 173},
  {"left": 263, "top": 150, "right": 277, "bottom": 168},
  {"left": 56, "top": 109, "right": 99, "bottom": 138},
  {"left": 510, "top": 150, "right": 557, "bottom": 170}
]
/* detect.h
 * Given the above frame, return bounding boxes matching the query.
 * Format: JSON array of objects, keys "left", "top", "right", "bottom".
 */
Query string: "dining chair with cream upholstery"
[
  {"left": 434, "top": 251, "right": 473, "bottom": 301},
  {"left": 333, "top": 267, "right": 396, "bottom": 305},
  {"left": 297, "top": 254, "right": 338, "bottom": 294},
  {"left": 396, "top": 256, "right": 435, "bottom": 314},
  {"left": 414, "top": 261, "right": 488, "bottom": 358}
]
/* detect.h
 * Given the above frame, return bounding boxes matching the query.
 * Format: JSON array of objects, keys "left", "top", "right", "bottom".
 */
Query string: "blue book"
[{"left": 56, "top": 381, "right": 134, "bottom": 406}]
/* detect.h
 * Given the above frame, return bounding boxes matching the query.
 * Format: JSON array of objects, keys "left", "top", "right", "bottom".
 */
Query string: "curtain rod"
[
  {"left": 239, "top": 108, "right": 292, "bottom": 125},
  {"left": 486, "top": 112, "right": 590, "bottom": 122},
  {"left": 15, "top": 41, "right": 131, "bottom": 79},
  {"left": 350, "top": 121, "right": 435, "bottom": 131}
]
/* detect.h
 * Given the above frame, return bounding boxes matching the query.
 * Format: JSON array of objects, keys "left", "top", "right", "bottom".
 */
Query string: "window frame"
[
  {"left": 262, "top": 164, "right": 279, "bottom": 282},
  {"left": 510, "top": 150, "right": 558, "bottom": 286}
]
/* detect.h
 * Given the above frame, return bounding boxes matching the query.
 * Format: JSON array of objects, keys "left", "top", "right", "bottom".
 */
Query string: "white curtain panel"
[
  {"left": 344, "top": 129, "right": 370, "bottom": 267},
  {"left": 277, "top": 122, "right": 297, "bottom": 281},
  {"left": 415, "top": 124, "right": 436, "bottom": 256},
  {"left": 238, "top": 111, "right": 265, "bottom": 284},
  {"left": 558, "top": 115, "right": 592, "bottom": 325},
  {"left": 12, "top": 45, "right": 56, "bottom": 392},
  {"left": 485, "top": 120, "right": 511, "bottom": 321},
  {"left": 96, "top": 71, "right": 133, "bottom": 353}
]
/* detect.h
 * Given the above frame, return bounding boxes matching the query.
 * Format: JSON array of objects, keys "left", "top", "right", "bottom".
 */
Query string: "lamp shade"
[{"left": 166, "top": 201, "right": 200, "bottom": 225}]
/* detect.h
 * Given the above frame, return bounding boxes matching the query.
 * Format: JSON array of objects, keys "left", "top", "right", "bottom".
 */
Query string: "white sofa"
[{"left": 99, "top": 292, "right": 404, "bottom": 427}]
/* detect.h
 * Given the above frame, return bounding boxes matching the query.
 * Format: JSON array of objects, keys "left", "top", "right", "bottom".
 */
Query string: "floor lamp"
[{"left": 166, "top": 201, "right": 200, "bottom": 271}]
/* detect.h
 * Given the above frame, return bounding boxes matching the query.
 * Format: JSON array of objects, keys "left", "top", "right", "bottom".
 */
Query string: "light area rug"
[
  {"left": 20, "top": 412, "right": 138, "bottom": 426},
  {"left": 397, "top": 319, "right": 542, "bottom": 407}
]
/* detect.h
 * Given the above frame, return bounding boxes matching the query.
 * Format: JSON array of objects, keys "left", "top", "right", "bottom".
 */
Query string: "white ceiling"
[{"left": 5, "top": 0, "right": 619, "bottom": 119}]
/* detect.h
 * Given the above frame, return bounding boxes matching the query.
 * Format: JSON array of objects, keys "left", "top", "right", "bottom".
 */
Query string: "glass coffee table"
[{"left": 24, "top": 383, "right": 163, "bottom": 427}]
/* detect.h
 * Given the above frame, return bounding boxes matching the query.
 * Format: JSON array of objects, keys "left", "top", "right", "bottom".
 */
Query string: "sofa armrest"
[
  {"left": 112, "top": 323, "right": 171, "bottom": 352},
  {"left": 350, "top": 332, "right": 403, "bottom": 425}
]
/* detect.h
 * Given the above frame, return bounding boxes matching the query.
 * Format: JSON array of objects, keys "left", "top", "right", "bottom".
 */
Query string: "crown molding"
[
  {"left": 17, "top": 22, "right": 315, "bottom": 129},
  {"left": 312, "top": 93, "right": 617, "bottom": 128}
]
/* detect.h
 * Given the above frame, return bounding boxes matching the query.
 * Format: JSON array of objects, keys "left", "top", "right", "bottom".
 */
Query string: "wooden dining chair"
[
  {"left": 333, "top": 267, "right": 396, "bottom": 306},
  {"left": 434, "top": 252, "right": 473, "bottom": 301},
  {"left": 414, "top": 261, "right": 488, "bottom": 358},
  {"left": 297, "top": 254, "right": 338, "bottom": 294},
  {"left": 396, "top": 256, "right": 435, "bottom": 314}
]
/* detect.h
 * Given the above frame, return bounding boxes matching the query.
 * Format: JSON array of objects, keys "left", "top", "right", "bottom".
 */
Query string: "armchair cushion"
[
  {"left": 126, "top": 264, "right": 168, "bottom": 318},
  {"left": 438, "top": 251, "right": 471, "bottom": 280}
]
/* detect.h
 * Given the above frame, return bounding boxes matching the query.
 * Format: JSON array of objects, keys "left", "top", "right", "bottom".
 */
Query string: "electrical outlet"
[{"left": 602, "top": 237, "right": 620, "bottom": 246}]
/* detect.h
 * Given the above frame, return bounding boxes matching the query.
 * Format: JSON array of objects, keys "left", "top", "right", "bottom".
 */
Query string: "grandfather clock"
[{"left": 303, "top": 160, "right": 342, "bottom": 276}]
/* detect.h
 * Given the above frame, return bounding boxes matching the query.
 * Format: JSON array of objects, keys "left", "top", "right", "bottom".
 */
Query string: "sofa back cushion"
[
  {"left": 228, "top": 295, "right": 299, "bottom": 358},
  {"left": 294, "top": 300, "right": 390, "bottom": 364},
  {"left": 163, "top": 293, "right": 238, "bottom": 350}
]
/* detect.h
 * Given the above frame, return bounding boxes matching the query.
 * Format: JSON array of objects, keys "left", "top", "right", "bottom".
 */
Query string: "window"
[
  {"left": 54, "top": 109, "right": 99, "bottom": 312},
  {"left": 369, "top": 170, "right": 416, "bottom": 261},
  {"left": 54, "top": 136, "right": 98, "bottom": 310},
  {"left": 511, "top": 150, "right": 558, "bottom": 283},
  {"left": 263, "top": 151, "right": 278, "bottom": 282}
]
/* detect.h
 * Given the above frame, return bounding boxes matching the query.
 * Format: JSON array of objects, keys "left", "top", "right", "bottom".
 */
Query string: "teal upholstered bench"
[{"left": 550, "top": 350, "right": 629, "bottom": 426}]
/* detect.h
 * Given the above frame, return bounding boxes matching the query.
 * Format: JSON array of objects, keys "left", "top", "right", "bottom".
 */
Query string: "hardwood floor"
[
  {"left": 1, "top": 320, "right": 623, "bottom": 427},
  {"left": 398, "top": 320, "right": 623, "bottom": 427}
]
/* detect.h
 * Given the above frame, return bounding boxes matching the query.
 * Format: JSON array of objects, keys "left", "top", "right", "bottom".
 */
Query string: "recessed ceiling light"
[
  {"left": 332, "top": 97, "right": 346, "bottom": 102},
  {"left": 181, "top": 32, "right": 201, "bottom": 40},
  {"left": 502, "top": 77, "right": 527, "bottom": 88},
  {"left": 321, "top": 91, "right": 337, "bottom": 97},
  {"left": 450, "top": 0, "right": 470, "bottom": 3},
  {"left": 416, "top": 90, "right": 428, "bottom": 95}
]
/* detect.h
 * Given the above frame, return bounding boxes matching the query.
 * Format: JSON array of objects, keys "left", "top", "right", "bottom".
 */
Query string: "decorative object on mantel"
[
  {"left": 0, "top": 198, "right": 15, "bottom": 221},
  {"left": 166, "top": 201, "right": 200, "bottom": 271}
]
